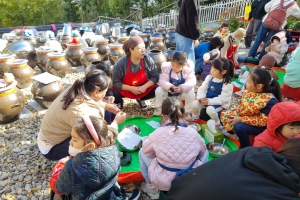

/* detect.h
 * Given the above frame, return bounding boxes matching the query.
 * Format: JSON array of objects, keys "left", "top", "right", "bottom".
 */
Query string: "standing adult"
[
  {"left": 38, "top": 70, "right": 126, "bottom": 161},
  {"left": 248, "top": 0, "right": 300, "bottom": 59},
  {"left": 112, "top": 36, "right": 159, "bottom": 110},
  {"left": 243, "top": 0, "right": 271, "bottom": 48},
  {"left": 176, "top": 0, "right": 200, "bottom": 65}
]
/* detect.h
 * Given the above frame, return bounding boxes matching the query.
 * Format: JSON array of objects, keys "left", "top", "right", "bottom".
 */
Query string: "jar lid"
[
  {"left": 7, "top": 59, "right": 28, "bottom": 65},
  {"left": 36, "top": 46, "right": 52, "bottom": 52},
  {"left": 0, "top": 54, "right": 15, "bottom": 60},
  {"left": 95, "top": 39, "right": 109, "bottom": 43},
  {"left": 109, "top": 43, "right": 123, "bottom": 48},
  {"left": 47, "top": 52, "right": 66, "bottom": 57},
  {"left": 83, "top": 47, "right": 98, "bottom": 52}
]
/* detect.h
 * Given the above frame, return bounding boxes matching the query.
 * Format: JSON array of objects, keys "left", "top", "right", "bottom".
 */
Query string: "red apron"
[
  {"left": 113, "top": 57, "right": 158, "bottom": 99},
  {"left": 226, "top": 40, "right": 239, "bottom": 69}
]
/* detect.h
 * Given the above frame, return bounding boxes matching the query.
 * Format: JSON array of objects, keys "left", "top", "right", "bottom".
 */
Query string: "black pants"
[
  {"left": 43, "top": 137, "right": 71, "bottom": 161},
  {"left": 112, "top": 87, "right": 157, "bottom": 104}
]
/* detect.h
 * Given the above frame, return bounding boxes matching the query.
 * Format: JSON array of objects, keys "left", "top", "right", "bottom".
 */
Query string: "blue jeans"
[
  {"left": 175, "top": 33, "right": 195, "bottom": 66},
  {"left": 234, "top": 122, "right": 266, "bottom": 148},
  {"left": 248, "top": 23, "right": 279, "bottom": 59},
  {"left": 43, "top": 137, "right": 71, "bottom": 161},
  {"left": 195, "top": 58, "right": 204, "bottom": 73}
]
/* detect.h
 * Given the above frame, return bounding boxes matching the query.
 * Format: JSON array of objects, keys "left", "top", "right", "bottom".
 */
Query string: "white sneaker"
[
  {"left": 153, "top": 107, "right": 161, "bottom": 116},
  {"left": 141, "top": 182, "right": 159, "bottom": 199}
]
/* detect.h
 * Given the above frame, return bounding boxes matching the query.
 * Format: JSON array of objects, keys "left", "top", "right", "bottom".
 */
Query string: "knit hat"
[
  {"left": 123, "top": 35, "right": 144, "bottom": 55},
  {"left": 257, "top": 54, "right": 276, "bottom": 70},
  {"left": 203, "top": 49, "right": 220, "bottom": 62},
  {"left": 231, "top": 28, "right": 246, "bottom": 40}
]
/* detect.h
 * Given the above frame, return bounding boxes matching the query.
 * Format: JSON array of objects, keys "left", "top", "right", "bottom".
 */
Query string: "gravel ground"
[{"left": 0, "top": 47, "right": 250, "bottom": 200}]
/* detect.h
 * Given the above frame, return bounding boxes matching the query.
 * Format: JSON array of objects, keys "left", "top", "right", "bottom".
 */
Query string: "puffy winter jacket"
[
  {"left": 254, "top": 102, "right": 300, "bottom": 152},
  {"left": 56, "top": 145, "right": 120, "bottom": 200}
]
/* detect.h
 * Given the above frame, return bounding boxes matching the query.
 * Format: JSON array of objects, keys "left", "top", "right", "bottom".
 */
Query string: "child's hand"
[
  {"left": 194, "top": 40, "right": 199, "bottom": 48},
  {"left": 114, "top": 111, "right": 126, "bottom": 124},
  {"left": 168, "top": 86, "right": 175, "bottom": 93},
  {"left": 173, "top": 87, "right": 182, "bottom": 93},
  {"left": 105, "top": 103, "right": 120, "bottom": 114},
  {"left": 228, "top": 116, "right": 242, "bottom": 125},
  {"left": 200, "top": 98, "right": 209, "bottom": 105},
  {"left": 108, "top": 96, "right": 115, "bottom": 104}
]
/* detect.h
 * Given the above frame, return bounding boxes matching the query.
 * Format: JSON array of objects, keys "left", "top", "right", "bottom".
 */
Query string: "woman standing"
[
  {"left": 38, "top": 69, "right": 126, "bottom": 161},
  {"left": 112, "top": 36, "right": 159, "bottom": 110}
]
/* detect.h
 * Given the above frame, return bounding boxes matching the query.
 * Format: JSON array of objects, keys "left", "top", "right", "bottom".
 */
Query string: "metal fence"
[{"left": 142, "top": 0, "right": 251, "bottom": 30}]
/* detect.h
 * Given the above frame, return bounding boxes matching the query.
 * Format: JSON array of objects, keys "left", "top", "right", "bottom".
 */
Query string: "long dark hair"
[
  {"left": 278, "top": 138, "right": 300, "bottom": 179},
  {"left": 212, "top": 58, "right": 234, "bottom": 84},
  {"left": 73, "top": 116, "right": 118, "bottom": 148},
  {"left": 62, "top": 69, "right": 109, "bottom": 110},
  {"left": 209, "top": 36, "right": 224, "bottom": 50},
  {"left": 161, "top": 97, "right": 185, "bottom": 132},
  {"left": 249, "top": 68, "right": 283, "bottom": 102}
]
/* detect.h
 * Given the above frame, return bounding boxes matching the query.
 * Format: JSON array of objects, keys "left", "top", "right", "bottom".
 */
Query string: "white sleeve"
[
  {"left": 208, "top": 83, "right": 233, "bottom": 106},
  {"left": 196, "top": 75, "right": 211, "bottom": 99}
]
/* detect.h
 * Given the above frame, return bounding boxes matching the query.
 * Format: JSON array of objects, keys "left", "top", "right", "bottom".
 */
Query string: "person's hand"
[
  {"left": 131, "top": 86, "right": 142, "bottom": 95},
  {"left": 168, "top": 86, "right": 175, "bottom": 93},
  {"left": 200, "top": 98, "right": 209, "bottom": 106},
  {"left": 228, "top": 116, "right": 242, "bottom": 125},
  {"left": 234, "top": 59, "right": 239, "bottom": 66},
  {"left": 105, "top": 103, "right": 120, "bottom": 114},
  {"left": 194, "top": 40, "right": 199, "bottom": 48},
  {"left": 173, "top": 87, "right": 182, "bottom": 93},
  {"left": 114, "top": 111, "right": 126, "bottom": 124},
  {"left": 108, "top": 96, "right": 115, "bottom": 104},
  {"left": 137, "top": 85, "right": 147, "bottom": 93}
]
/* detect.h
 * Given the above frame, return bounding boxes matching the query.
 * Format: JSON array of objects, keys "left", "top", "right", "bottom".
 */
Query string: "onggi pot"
[
  {"left": 35, "top": 46, "right": 52, "bottom": 72},
  {"left": 94, "top": 39, "right": 110, "bottom": 61},
  {"left": 0, "top": 54, "right": 15, "bottom": 78},
  {"left": 65, "top": 43, "right": 83, "bottom": 67},
  {"left": 117, "top": 36, "right": 130, "bottom": 44},
  {"left": 139, "top": 33, "right": 149, "bottom": 49},
  {"left": 80, "top": 47, "right": 101, "bottom": 68},
  {"left": 164, "top": 47, "right": 176, "bottom": 61},
  {"left": 108, "top": 43, "right": 125, "bottom": 65},
  {"left": 147, "top": 50, "right": 166, "bottom": 73},
  {"left": 150, "top": 37, "right": 165, "bottom": 51},
  {"left": 46, "top": 53, "right": 70, "bottom": 78},
  {"left": 0, "top": 81, "right": 25, "bottom": 124},
  {"left": 31, "top": 80, "right": 64, "bottom": 109},
  {"left": 7, "top": 59, "right": 34, "bottom": 89}
]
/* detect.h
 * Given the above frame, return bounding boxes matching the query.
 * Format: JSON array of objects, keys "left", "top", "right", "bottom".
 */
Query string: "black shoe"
[
  {"left": 116, "top": 99, "right": 123, "bottom": 109},
  {"left": 137, "top": 99, "right": 148, "bottom": 110}
]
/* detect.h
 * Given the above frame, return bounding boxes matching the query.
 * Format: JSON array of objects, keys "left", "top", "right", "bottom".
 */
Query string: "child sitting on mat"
[
  {"left": 220, "top": 68, "right": 282, "bottom": 148},
  {"left": 191, "top": 58, "right": 234, "bottom": 125},
  {"left": 154, "top": 51, "right": 196, "bottom": 115},
  {"left": 265, "top": 31, "right": 288, "bottom": 65},
  {"left": 254, "top": 102, "right": 300, "bottom": 152},
  {"left": 139, "top": 97, "right": 207, "bottom": 198}
]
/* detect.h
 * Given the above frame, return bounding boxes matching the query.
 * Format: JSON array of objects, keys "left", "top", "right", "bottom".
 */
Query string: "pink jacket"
[
  {"left": 159, "top": 61, "right": 196, "bottom": 93},
  {"left": 142, "top": 126, "right": 206, "bottom": 191}
]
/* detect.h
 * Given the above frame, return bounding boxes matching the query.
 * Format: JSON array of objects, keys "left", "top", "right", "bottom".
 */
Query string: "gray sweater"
[{"left": 112, "top": 55, "right": 159, "bottom": 90}]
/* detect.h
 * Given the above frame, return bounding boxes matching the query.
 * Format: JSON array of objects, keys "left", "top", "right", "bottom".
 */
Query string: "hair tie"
[
  {"left": 271, "top": 77, "right": 273, "bottom": 82},
  {"left": 82, "top": 115, "right": 100, "bottom": 145}
]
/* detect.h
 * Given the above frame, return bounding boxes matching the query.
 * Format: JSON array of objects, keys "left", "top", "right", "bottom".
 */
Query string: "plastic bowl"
[
  {"left": 206, "top": 142, "right": 229, "bottom": 158},
  {"left": 121, "top": 125, "right": 141, "bottom": 135}
]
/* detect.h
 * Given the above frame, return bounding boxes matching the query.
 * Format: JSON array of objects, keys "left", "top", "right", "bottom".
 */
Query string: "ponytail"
[
  {"left": 61, "top": 69, "right": 109, "bottom": 110},
  {"left": 161, "top": 97, "right": 185, "bottom": 132},
  {"left": 269, "top": 78, "right": 283, "bottom": 102}
]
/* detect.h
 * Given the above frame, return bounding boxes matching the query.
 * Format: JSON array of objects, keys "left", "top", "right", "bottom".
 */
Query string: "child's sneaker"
[
  {"left": 141, "top": 182, "right": 159, "bottom": 199},
  {"left": 126, "top": 188, "right": 141, "bottom": 200},
  {"left": 153, "top": 107, "right": 161, "bottom": 116},
  {"left": 217, "top": 125, "right": 239, "bottom": 140}
]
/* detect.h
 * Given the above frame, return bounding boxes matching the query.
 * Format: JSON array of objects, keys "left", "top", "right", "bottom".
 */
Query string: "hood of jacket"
[
  {"left": 71, "top": 145, "right": 120, "bottom": 192},
  {"left": 270, "top": 31, "right": 287, "bottom": 43},
  {"left": 244, "top": 147, "right": 300, "bottom": 193},
  {"left": 266, "top": 102, "right": 300, "bottom": 136}
]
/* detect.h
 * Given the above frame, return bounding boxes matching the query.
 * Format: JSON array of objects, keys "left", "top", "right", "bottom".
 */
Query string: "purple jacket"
[{"left": 201, "top": 62, "right": 212, "bottom": 81}]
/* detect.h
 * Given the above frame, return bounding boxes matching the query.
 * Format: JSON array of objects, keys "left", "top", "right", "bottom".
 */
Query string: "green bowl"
[{"left": 206, "top": 142, "right": 229, "bottom": 158}]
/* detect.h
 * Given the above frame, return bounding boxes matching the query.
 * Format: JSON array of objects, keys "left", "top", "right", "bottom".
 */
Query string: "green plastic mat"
[
  {"left": 232, "top": 66, "right": 286, "bottom": 89},
  {"left": 118, "top": 116, "right": 239, "bottom": 173}
]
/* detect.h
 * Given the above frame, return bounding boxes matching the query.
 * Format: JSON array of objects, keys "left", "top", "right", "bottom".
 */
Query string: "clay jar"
[
  {"left": 80, "top": 47, "right": 101, "bottom": 68},
  {"left": 139, "top": 33, "right": 149, "bottom": 49},
  {"left": 65, "top": 43, "right": 83, "bottom": 67},
  {"left": 94, "top": 39, "right": 110, "bottom": 61},
  {"left": 204, "top": 29, "right": 214, "bottom": 41},
  {"left": 0, "top": 81, "right": 25, "bottom": 124},
  {"left": 0, "top": 54, "right": 15, "bottom": 78},
  {"left": 7, "top": 59, "right": 34, "bottom": 89},
  {"left": 150, "top": 36, "right": 165, "bottom": 51},
  {"left": 108, "top": 43, "right": 125, "bottom": 65},
  {"left": 165, "top": 27, "right": 176, "bottom": 49},
  {"left": 46, "top": 53, "right": 70, "bottom": 78},
  {"left": 147, "top": 49, "right": 166, "bottom": 73},
  {"left": 60, "top": 35, "right": 72, "bottom": 50},
  {"left": 31, "top": 80, "right": 64, "bottom": 109},
  {"left": 117, "top": 36, "right": 130, "bottom": 44},
  {"left": 86, "top": 60, "right": 109, "bottom": 75},
  {"left": 35, "top": 46, "right": 52, "bottom": 72},
  {"left": 164, "top": 47, "right": 176, "bottom": 61}
]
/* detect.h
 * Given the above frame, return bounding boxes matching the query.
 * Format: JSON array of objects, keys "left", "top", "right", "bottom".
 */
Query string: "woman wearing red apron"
[
  {"left": 112, "top": 36, "right": 159, "bottom": 110},
  {"left": 220, "top": 28, "right": 246, "bottom": 69}
]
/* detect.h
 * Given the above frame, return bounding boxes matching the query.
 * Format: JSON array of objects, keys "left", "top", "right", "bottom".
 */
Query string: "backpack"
[{"left": 264, "top": 0, "right": 296, "bottom": 30}]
